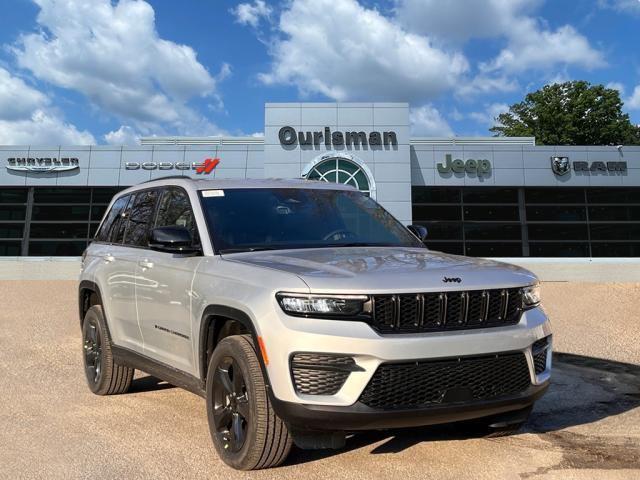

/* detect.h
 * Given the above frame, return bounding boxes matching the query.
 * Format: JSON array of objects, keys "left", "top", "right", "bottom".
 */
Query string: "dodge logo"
[{"left": 551, "top": 156, "right": 570, "bottom": 176}]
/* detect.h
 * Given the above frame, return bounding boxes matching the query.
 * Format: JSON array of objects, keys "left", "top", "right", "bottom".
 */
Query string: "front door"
[{"left": 135, "top": 187, "right": 202, "bottom": 375}]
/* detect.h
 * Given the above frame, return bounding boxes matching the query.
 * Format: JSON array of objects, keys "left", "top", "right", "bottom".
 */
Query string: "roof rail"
[{"left": 140, "top": 175, "right": 191, "bottom": 184}]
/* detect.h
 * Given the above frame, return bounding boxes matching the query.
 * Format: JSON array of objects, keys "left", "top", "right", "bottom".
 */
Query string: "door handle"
[
  {"left": 103, "top": 254, "right": 115, "bottom": 263},
  {"left": 139, "top": 259, "right": 154, "bottom": 269}
]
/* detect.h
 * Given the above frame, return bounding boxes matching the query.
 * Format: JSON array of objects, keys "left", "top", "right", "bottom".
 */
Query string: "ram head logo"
[{"left": 551, "top": 156, "right": 570, "bottom": 176}]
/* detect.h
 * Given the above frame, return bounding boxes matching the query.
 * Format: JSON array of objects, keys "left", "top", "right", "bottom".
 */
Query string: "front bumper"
[
  {"left": 261, "top": 305, "right": 552, "bottom": 406},
  {"left": 271, "top": 382, "right": 548, "bottom": 431}
]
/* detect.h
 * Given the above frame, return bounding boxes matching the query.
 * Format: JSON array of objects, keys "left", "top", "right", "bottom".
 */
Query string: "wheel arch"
[
  {"left": 78, "top": 280, "right": 104, "bottom": 329},
  {"left": 199, "top": 305, "right": 270, "bottom": 388}
]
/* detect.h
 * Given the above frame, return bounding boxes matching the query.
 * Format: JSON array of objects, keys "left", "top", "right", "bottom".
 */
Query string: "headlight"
[
  {"left": 276, "top": 293, "right": 369, "bottom": 317},
  {"left": 522, "top": 284, "right": 541, "bottom": 309}
]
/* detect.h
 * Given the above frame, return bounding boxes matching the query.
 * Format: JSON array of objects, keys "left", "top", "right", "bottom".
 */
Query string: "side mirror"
[
  {"left": 149, "top": 226, "right": 199, "bottom": 254},
  {"left": 407, "top": 224, "right": 428, "bottom": 242}
]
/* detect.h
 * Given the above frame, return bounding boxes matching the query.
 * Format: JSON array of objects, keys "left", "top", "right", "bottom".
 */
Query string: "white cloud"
[
  {"left": 607, "top": 82, "right": 626, "bottom": 96},
  {"left": 0, "top": 68, "right": 49, "bottom": 120},
  {"left": 456, "top": 74, "right": 519, "bottom": 97},
  {"left": 0, "top": 110, "right": 95, "bottom": 144},
  {"left": 482, "top": 20, "right": 605, "bottom": 73},
  {"left": 104, "top": 125, "right": 139, "bottom": 145},
  {"left": 0, "top": 66, "right": 94, "bottom": 144},
  {"left": 259, "top": 0, "right": 468, "bottom": 101},
  {"left": 468, "top": 103, "right": 509, "bottom": 126},
  {"left": 410, "top": 105, "right": 454, "bottom": 136},
  {"left": 397, "top": 0, "right": 604, "bottom": 80},
  {"left": 232, "top": 0, "right": 272, "bottom": 27},
  {"left": 395, "top": 0, "right": 539, "bottom": 43},
  {"left": 598, "top": 0, "right": 640, "bottom": 14},
  {"left": 13, "top": 0, "right": 224, "bottom": 135},
  {"left": 626, "top": 85, "right": 640, "bottom": 110}
]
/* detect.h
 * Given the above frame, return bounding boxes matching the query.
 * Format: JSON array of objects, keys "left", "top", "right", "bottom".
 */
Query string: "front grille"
[
  {"left": 290, "top": 353, "right": 355, "bottom": 395},
  {"left": 371, "top": 288, "right": 523, "bottom": 333},
  {"left": 359, "top": 352, "right": 531, "bottom": 410}
]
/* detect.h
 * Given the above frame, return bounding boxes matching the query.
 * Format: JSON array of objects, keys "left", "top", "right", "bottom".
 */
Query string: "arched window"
[{"left": 303, "top": 155, "right": 374, "bottom": 197}]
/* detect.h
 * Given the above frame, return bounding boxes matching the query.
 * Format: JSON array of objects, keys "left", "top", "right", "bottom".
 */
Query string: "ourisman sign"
[{"left": 279, "top": 126, "right": 398, "bottom": 147}]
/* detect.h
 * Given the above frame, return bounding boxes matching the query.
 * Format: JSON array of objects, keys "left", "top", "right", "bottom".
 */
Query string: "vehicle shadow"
[
  {"left": 128, "top": 375, "right": 176, "bottom": 393},
  {"left": 285, "top": 352, "right": 640, "bottom": 465}
]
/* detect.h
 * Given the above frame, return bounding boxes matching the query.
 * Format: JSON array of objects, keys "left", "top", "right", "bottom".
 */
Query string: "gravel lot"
[{"left": 0, "top": 281, "right": 638, "bottom": 479}]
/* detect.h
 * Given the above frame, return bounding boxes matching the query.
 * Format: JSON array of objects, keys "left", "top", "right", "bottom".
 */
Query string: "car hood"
[{"left": 223, "top": 247, "right": 537, "bottom": 293}]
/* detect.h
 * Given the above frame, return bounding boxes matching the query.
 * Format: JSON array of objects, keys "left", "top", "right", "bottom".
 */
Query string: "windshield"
[{"left": 199, "top": 188, "right": 424, "bottom": 253}]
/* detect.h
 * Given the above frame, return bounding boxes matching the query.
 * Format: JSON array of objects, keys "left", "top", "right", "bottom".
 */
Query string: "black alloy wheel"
[
  {"left": 83, "top": 318, "right": 103, "bottom": 385},
  {"left": 212, "top": 357, "right": 250, "bottom": 452}
]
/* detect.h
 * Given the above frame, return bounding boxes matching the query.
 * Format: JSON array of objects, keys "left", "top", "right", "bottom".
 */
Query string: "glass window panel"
[
  {"left": 31, "top": 205, "right": 90, "bottom": 221},
  {"left": 30, "top": 223, "right": 88, "bottom": 239},
  {"left": 465, "top": 243, "right": 522, "bottom": 257},
  {"left": 413, "top": 205, "right": 461, "bottom": 221},
  {"left": 412, "top": 187, "right": 460, "bottom": 203},
  {"left": 0, "top": 206, "right": 26, "bottom": 221},
  {"left": 91, "top": 204, "right": 108, "bottom": 221},
  {"left": 525, "top": 188, "right": 584, "bottom": 204},
  {"left": 155, "top": 188, "right": 198, "bottom": 242},
  {"left": 33, "top": 187, "right": 91, "bottom": 203},
  {"left": 528, "top": 223, "right": 588, "bottom": 241},
  {"left": 526, "top": 205, "right": 586, "bottom": 221},
  {"left": 464, "top": 205, "right": 519, "bottom": 221},
  {"left": 28, "top": 241, "right": 87, "bottom": 256},
  {"left": 89, "top": 223, "right": 100, "bottom": 237},
  {"left": 91, "top": 187, "right": 125, "bottom": 203},
  {"left": 591, "top": 243, "right": 640, "bottom": 257},
  {"left": 590, "top": 223, "right": 640, "bottom": 240},
  {"left": 588, "top": 206, "right": 640, "bottom": 222},
  {"left": 425, "top": 242, "right": 464, "bottom": 255},
  {"left": 112, "top": 194, "right": 135, "bottom": 244},
  {"left": 0, "top": 223, "right": 24, "bottom": 239},
  {"left": 0, "top": 241, "right": 21, "bottom": 256},
  {"left": 586, "top": 188, "right": 640, "bottom": 204},
  {"left": 464, "top": 223, "right": 521, "bottom": 240},
  {"left": 529, "top": 242, "right": 589, "bottom": 257},
  {"left": 463, "top": 188, "right": 518, "bottom": 203},
  {"left": 416, "top": 222, "right": 462, "bottom": 240},
  {"left": 0, "top": 188, "right": 27, "bottom": 203},
  {"left": 124, "top": 189, "right": 158, "bottom": 247}
]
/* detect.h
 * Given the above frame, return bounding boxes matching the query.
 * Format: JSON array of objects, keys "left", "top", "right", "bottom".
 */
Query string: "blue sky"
[{"left": 0, "top": 0, "right": 638, "bottom": 144}]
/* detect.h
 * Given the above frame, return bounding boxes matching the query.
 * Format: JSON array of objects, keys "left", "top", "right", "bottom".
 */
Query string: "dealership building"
[{"left": 1, "top": 102, "right": 638, "bottom": 258}]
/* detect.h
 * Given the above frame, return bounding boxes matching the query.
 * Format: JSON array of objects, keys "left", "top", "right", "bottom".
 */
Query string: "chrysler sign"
[{"left": 6, "top": 157, "right": 79, "bottom": 173}]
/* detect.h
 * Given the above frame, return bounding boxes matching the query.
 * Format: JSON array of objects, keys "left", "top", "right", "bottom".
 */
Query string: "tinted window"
[
  {"left": 463, "top": 188, "right": 518, "bottom": 203},
  {"left": 528, "top": 223, "right": 588, "bottom": 241},
  {"left": 95, "top": 195, "right": 129, "bottom": 242},
  {"left": 413, "top": 205, "right": 462, "bottom": 221},
  {"left": 33, "top": 188, "right": 91, "bottom": 203},
  {"left": 415, "top": 222, "right": 463, "bottom": 240},
  {"left": 0, "top": 189, "right": 27, "bottom": 203},
  {"left": 124, "top": 190, "right": 158, "bottom": 247},
  {"left": 92, "top": 187, "right": 125, "bottom": 203},
  {"left": 155, "top": 188, "right": 198, "bottom": 242},
  {"left": 31, "top": 205, "right": 90, "bottom": 221},
  {"left": 464, "top": 223, "right": 521, "bottom": 240},
  {"left": 590, "top": 224, "right": 640, "bottom": 240},
  {"left": 0, "top": 241, "right": 21, "bottom": 256},
  {"left": 0, "top": 224, "right": 24, "bottom": 238},
  {"left": 412, "top": 187, "right": 461, "bottom": 203},
  {"left": 464, "top": 205, "right": 519, "bottom": 221},
  {"left": 465, "top": 243, "right": 522, "bottom": 257},
  {"left": 28, "top": 241, "right": 87, "bottom": 256},
  {"left": 30, "top": 223, "right": 88, "bottom": 239},
  {"left": 0, "top": 206, "right": 26, "bottom": 221},
  {"left": 525, "top": 188, "right": 584, "bottom": 203},
  {"left": 529, "top": 242, "right": 589, "bottom": 257},
  {"left": 424, "top": 242, "right": 464, "bottom": 255},
  {"left": 588, "top": 206, "right": 640, "bottom": 222},
  {"left": 200, "top": 188, "right": 422, "bottom": 253},
  {"left": 112, "top": 195, "right": 135, "bottom": 244},
  {"left": 526, "top": 205, "right": 586, "bottom": 221},
  {"left": 586, "top": 188, "right": 640, "bottom": 203}
]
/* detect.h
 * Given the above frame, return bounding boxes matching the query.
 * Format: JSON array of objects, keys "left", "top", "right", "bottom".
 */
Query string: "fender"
[
  {"left": 199, "top": 305, "right": 272, "bottom": 389},
  {"left": 78, "top": 280, "right": 104, "bottom": 328}
]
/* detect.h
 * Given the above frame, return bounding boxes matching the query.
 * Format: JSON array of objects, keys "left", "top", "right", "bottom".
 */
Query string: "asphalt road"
[{"left": 0, "top": 281, "right": 639, "bottom": 479}]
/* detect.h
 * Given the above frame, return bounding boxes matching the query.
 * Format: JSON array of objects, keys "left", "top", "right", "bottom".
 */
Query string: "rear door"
[
  {"left": 135, "top": 187, "right": 203, "bottom": 375},
  {"left": 92, "top": 193, "right": 146, "bottom": 352}
]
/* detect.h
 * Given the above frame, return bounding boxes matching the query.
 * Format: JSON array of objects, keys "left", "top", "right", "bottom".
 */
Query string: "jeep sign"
[{"left": 437, "top": 154, "right": 492, "bottom": 176}]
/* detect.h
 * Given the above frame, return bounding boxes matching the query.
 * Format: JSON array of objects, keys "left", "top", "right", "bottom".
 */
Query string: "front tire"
[
  {"left": 82, "top": 305, "right": 134, "bottom": 395},
  {"left": 206, "top": 335, "right": 292, "bottom": 470}
]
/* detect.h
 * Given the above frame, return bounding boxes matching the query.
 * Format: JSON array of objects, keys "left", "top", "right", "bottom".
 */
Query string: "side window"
[
  {"left": 154, "top": 188, "right": 199, "bottom": 243},
  {"left": 111, "top": 194, "right": 134, "bottom": 244},
  {"left": 124, "top": 189, "right": 159, "bottom": 247},
  {"left": 94, "top": 195, "right": 128, "bottom": 242}
]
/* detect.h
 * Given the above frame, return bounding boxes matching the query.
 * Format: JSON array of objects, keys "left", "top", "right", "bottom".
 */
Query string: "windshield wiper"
[{"left": 219, "top": 246, "right": 277, "bottom": 254}]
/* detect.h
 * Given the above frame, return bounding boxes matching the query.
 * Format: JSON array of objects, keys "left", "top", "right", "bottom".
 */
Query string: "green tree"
[{"left": 490, "top": 81, "right": 640, "bottom": 145}]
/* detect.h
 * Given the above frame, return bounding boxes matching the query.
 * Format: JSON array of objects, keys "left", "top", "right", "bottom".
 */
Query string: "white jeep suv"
[{"left": 79, "top": 177, "right": 552, "bottom": 470}]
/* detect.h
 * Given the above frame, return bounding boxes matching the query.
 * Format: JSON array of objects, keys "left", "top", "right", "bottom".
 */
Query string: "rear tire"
[
  {"left": 206, "top": 334, "right": 292, "bottom": 470},
  {"left": 82, "top": 305, "right": 134, "bottom": 395}
]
